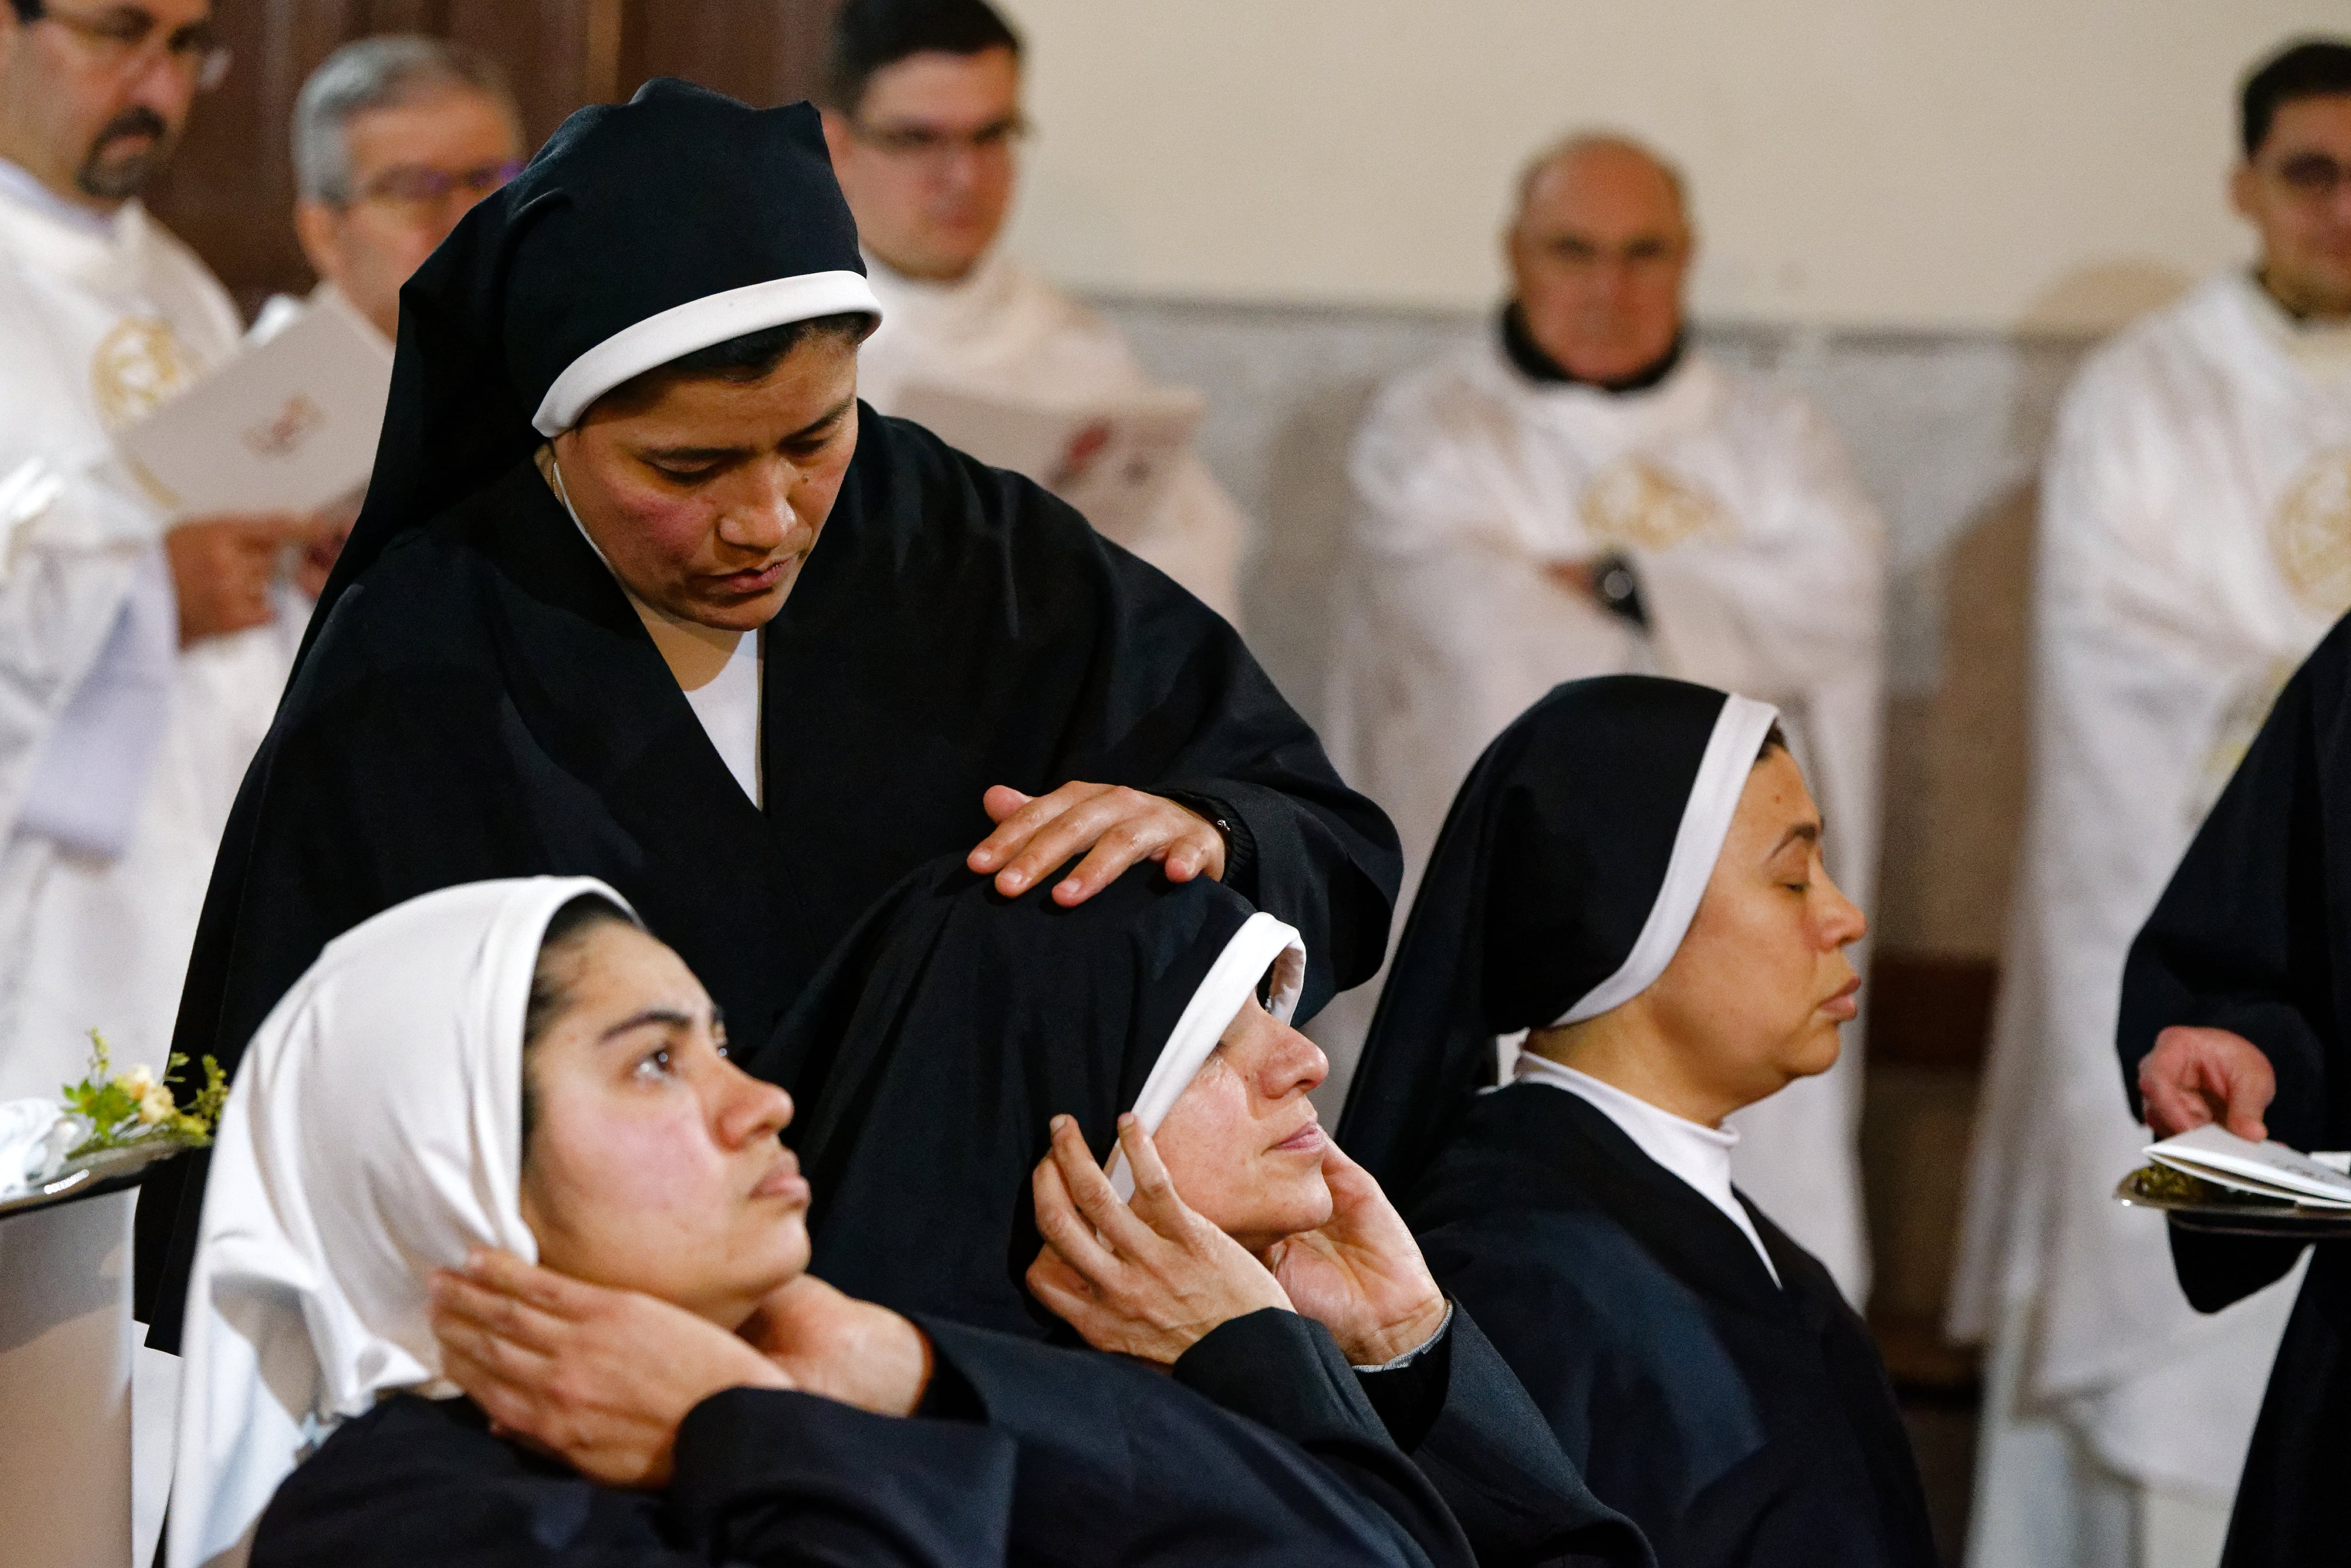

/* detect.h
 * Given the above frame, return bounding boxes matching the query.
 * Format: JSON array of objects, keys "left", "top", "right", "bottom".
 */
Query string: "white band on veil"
[
  {"left": 1105, "top": 910, "right": 1307, "bottom": 1201},
  {"left": 1554, "top": 692, "right": 1780, "bottom": 1026}
]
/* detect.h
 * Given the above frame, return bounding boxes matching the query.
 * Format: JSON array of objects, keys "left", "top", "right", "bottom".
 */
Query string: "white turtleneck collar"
[{"left": 1512, "top": 1048, "right": 1780, "bottom": 1285}]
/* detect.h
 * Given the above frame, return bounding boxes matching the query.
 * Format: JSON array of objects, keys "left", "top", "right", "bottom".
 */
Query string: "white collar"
[
  {"left": 0, "top": 157, "right": 117, "bottom": 240},
  {"left": 2234, "top": 269, "right": 2351, "bottom": 384},
  {"left": 860, "top": 245, "right": 1021, "bottom": 340},
  {"left": 1512, "top": 1049, "right": 1780, "bottom": 1285}
]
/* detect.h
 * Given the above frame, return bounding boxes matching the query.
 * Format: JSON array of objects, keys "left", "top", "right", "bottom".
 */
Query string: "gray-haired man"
[{"left": 272, "top": 34, "right": 523, "bottom": 347}]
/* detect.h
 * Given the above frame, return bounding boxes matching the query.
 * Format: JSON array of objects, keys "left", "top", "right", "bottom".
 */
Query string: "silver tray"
[
  {"left": 0, "top": 1140, "right": 190, "bottom": 1222},
  {"left": 2115, "top": 1164, "right": 2351, "bottom": 1238}
]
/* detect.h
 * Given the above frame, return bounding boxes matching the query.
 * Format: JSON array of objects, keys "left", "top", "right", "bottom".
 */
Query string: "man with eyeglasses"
[
  {"left": 1321, "top": 131, "right": 1885, "bottom": 1305},
  {"left": 266, "top": 34, "right": 524, "bottom": 353},
  {"left": 815, "top": 0, "right": 1246, "bottom": 621},
  {"left": 237, "top": 35, "right": 524, "bottom": 611},
  {"left": 1950, "top": 36, "right": 2351, "bottom": 1568},
  {"left": 0, "top": 3, "right": 334, "bottom": 1564}
]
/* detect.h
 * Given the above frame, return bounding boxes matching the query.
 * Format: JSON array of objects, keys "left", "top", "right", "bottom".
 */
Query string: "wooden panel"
[
  {"left": 143, "top": 0, "right": 380, "bottom": 314},
  {"left": 632, "top": 0, "right": 841, "bottom": 109},
  {"left": 443, "top": 0, "right": 602, "bottom": 143},
  {"left": 142, "top": 0, "right": 837, "bottom": 316},
  {"left": 1865, "top": 953, "right": 1999, "bottom": 1070}
]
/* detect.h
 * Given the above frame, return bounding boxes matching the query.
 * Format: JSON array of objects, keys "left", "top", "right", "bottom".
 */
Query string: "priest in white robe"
[
  {"left": 817, "top": 0, "right": 1247, "bottom": 621},
  {"left": 246, "top": 33, "right": 523, "bottom": 609},
  {"left": 0, "top": 5, "right": 325, "bottom": 1562},
  {"left": 1324, "top": 132, "right": 1885, "bottom": 1303},
  {"left": 1950, "top": 40, "right": 2351, "bottom": 1568}
]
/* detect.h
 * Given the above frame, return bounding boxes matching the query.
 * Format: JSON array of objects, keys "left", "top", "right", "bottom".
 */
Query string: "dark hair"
[
  {"left": 588, "top": 311, "right": 874, "bottom": 419},
  {"left": 820, "top": 0, "right": 1023, "bottom": 114},
  {"left": 8, "top": 1, "right": 39, "bottom": 21},
  {"left": 2242, "top": 39, "right": 2351, "bottom": 158},
  {"left": 519, "top": 894, "right": 637, "bottom": 1150},
  {"left": 1755, "top": 721, "right": 1788, "bottom": 763}
]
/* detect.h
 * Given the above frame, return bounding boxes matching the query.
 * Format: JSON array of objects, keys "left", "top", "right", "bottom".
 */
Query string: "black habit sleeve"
[
  {"left": 2117, "top": 622, "right": 2351, "bottom": 1310},
  {"left": 1354, "top": 1309, "right": 1655, "bottom": 1568},
  {"left": 252, "top": 1389, "right": 1016, "bottom": 1567},
  {"left": 921, "top": 1314, "right": 1471, "bottom": 1568}
]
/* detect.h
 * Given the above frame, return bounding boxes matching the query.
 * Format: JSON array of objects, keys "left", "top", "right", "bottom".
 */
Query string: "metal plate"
[
  {"left": 2115, "top": 1164, "right": 2351, "bottom": 1238},
  {"left": 0, "top": 1141, "right": 189, "bottom": 1223}
]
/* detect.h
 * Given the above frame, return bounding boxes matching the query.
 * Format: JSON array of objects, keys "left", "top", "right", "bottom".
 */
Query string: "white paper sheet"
[
  {"left": 114, "top": 300, "right": 393, "bottom": 519},
  {"left": 2146, "top": 1124, "right": 2351, "bottom": 1207},
  {"left": 890, "top": 379, "right": 1203, "bottom": 547}
]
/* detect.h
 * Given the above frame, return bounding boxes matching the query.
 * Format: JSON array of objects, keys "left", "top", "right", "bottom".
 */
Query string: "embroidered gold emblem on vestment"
[
  {"left": 1578, "top": 457, "right": 1729, "bottom": 552},
  {"left": 90, "top": 317, "right": 197, "bottom": 430},
  {"left": 2269, "top": 447, "right": 2351, "bottom": 618}
]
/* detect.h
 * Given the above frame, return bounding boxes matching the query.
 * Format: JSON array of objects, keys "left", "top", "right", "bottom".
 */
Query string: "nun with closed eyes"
[
  {"left": 138, "top": 77, "right": 1398, "bottom": 1353},
  {"left": 1338, "top": 676, "right": 1935, "bottom": 1568}
]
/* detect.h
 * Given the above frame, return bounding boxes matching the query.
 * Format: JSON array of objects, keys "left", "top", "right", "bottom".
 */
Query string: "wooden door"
[{"left": 146, "top": 0, "right": 840, "bottom": 314}]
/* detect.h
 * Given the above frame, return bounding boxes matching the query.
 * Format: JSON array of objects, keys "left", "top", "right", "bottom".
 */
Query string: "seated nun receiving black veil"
[
  {"left": 1337, "top": 676, "right": 1936, "bottom": 1568},
  {"left": 760, "top": 858, "right": 1650, "bottom": 1568},
  {"left": 171, "top": 878, "right": 1469, "bottom": 1568},
  {"left": 139, "top": 78, "right": 1400, "bottom": 1351}
]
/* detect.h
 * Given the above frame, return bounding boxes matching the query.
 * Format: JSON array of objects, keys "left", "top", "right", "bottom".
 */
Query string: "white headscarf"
[
  {"left": 169, "top": 876, "right": 635, "bottom": 1568},
  {"left": 1105, "top": 911, "right": 1307, "bottom": 1200}
]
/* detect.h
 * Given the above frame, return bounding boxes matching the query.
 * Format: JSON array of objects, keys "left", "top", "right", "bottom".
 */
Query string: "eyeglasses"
[
  {"left": 27, "top": 3, "right": 233, "bottom": 93},
  {"left": 2269, "top": 151, "right": 2351, "bottom": 203},
  {"left": 847, "top": 113, "right": 1029, "bottom": 168},
  {"left": 349, "top": 158, "right": 524, "bottom": 214}
]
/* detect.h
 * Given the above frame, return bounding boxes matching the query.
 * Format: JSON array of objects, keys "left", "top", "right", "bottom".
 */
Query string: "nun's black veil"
[
  {"left": 138, "top": 82, "right": 1400, "bottom": 1348},
  {"left": 1337, "top": 675, "right": 1758, "bottom": 1199},
  {"left": 303, "top": 78, "right": 867, "bottom": 655},
  {"left": 764, "top": 857, "right": 1259, "bottom": 1338}
]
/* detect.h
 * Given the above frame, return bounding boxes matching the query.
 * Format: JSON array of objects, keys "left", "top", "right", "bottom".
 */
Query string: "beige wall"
[{"left": 999, "top": 0, "right": 2343, "bottom": 332}]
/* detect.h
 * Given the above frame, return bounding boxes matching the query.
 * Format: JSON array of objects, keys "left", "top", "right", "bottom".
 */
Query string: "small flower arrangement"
[{"left": 60, "top": 1030, "right": 227, "bottom": 1159}]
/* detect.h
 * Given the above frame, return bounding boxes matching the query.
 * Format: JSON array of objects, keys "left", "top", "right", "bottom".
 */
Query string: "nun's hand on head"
[
  {"left": 968, "top": 783, "right": 1226, "bottom": 906},
  {"left": 1266, "top": 1141, "right": 1449, "bottom": 1368},
  {"left": 1026, "top": 1113, "right": 1290, "bottom": 1363},
  {"left": 430, "top": 1250, "right": 790, "bottom": 1488}
]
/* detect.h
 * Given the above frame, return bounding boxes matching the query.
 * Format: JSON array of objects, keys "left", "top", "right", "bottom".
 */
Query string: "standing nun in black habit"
[
  {"left": 740, "top": 854, "right": 1651, "bottom": 1568},
  {"left": 1338, "top": 676, "right": 1936, "bottom": 1568},
  {"left": 136, "top": 79, "right": 1400, "bottom": 1348},
  {"left": 2118, "top": 615, "right": 2351, "bottom": 1567}
]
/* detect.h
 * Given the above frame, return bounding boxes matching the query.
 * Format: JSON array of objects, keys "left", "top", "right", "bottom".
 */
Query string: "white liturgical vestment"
[
  {"left": 1952, "top": 273, "right": 2351, "bottom": 1568},
  {"left": 0, "top": 168, "right": 301, "bottom": 1568},
  {"left": 857, "top": 250, "right": 1247, "bottom": 621},
  {"left": 1325, "top": 334, "right": 1885, "bottom": 1303}
]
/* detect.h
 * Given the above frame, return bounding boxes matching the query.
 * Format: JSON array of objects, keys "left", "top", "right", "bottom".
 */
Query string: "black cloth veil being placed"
[
  {"left": 1337, "top": 675, "right": 1776, "bottom": 1198},
  {"left": 769, "top": 853, "right": 1655, "bottom": 1568},
  {"left": 136, "top": 79, "right": 1400, "bottom": 1349},
  {"left": 773, "top": 854, "right": 1284, "bottom": 1337},
  {"left": 2116, "top": 615, "right": 2351, "bottom": 1568},
  {"left": 1337, "top": 675, "right": 1936, "bottom": 1568}
]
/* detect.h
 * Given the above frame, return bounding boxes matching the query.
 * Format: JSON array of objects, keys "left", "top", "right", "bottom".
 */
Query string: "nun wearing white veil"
[
  {"left": 169, "top": 876, "right": 1020, "bottom": 1568},
  {"left": 1339, "top": 675, "right": 1934, "bottom": 1568}
]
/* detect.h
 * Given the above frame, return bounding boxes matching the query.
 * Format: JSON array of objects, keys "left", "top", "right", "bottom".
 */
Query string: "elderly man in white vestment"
[
  {"left": 1950, "top": 39, "right": 2351, "bottom": 1568},
  {"left": 816, "top": 0, "right": 1247, "bottom": 621},
  {"left": 242, "top": 35, "right": 524, "bottom": 591},
  {"left": 0, "top": 3, "right": 328, "bottom": 1562},
  {"left": 1324, "top": 132, "right": 1886, "bottom": 1303}
]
